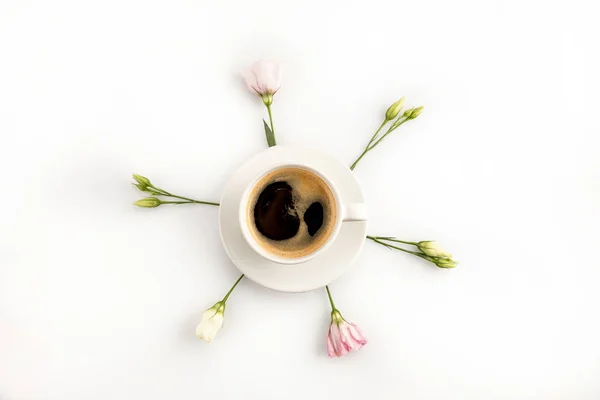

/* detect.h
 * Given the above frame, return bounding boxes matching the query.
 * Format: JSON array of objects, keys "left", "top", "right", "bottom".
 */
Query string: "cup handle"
[{"left": 342, "top": 203, "right": 368, "bottom": 221}]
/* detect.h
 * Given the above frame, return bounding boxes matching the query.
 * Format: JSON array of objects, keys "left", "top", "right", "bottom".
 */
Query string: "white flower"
[
  {"left": 417, "top": 241, "right": 452, "bottom": 259},
  {"left": 196, "top": 302, "right": 225, "bottom": 343}
]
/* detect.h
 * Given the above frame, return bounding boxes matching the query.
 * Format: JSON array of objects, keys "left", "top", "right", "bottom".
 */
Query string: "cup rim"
[{"left": 238, "top": 163, "right": 344, "bottom": 265}]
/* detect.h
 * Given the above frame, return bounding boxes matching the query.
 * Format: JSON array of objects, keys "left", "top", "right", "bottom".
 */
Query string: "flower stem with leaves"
[
  {"left": 350, "top": 98, "right": 423, "bottom": 170},
  {"left": 263, "top": 96, "right": 276, "bottom": 147},
  {"left": 196, "top": 274, "right": 245, "bottom": 342},
  {"left": 132, "top": 174, "right": 219, "bottom": 208},
  {"left": 262, "top": 97, "right": 276, "bottom": 147},
  {"left": 367, "top": 236, "right": 456, "bottom": 268}
]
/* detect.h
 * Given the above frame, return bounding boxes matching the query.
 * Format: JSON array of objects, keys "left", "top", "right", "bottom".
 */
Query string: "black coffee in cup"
[{"left": 246, "top": 167, "right": 337, "bottom": 259}]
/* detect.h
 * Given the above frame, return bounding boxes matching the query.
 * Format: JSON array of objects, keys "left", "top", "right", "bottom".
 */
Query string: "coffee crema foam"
[{"left": 247, "top": 167, "right": 337, "bottom": 259}]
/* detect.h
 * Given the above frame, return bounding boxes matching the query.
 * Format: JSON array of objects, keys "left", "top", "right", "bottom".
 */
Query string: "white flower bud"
[{"left": 196, "top": 302, "right": 226, "bottom": 342}]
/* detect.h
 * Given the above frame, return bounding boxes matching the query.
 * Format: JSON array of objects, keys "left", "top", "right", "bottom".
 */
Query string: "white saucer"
[{"left": 218, "top": 146, "right": 368, "bottom": 292}]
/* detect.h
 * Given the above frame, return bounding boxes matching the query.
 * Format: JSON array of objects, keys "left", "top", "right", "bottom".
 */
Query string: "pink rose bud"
[
  {"left": 242, "top": 60, "right": 282, "bottom": 101},
  {"left": 327, "top": 310, "right": 367, "bottom": 357}
]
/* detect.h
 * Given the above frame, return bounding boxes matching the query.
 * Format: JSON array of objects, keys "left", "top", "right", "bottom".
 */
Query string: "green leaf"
[{"left": 263, "top": 119, "right": 276, "bottom": 147}]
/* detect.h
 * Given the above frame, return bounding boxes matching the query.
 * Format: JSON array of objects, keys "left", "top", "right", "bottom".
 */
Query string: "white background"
[{"left": 1, "top": 0, "right": 599, "bottom": 399}]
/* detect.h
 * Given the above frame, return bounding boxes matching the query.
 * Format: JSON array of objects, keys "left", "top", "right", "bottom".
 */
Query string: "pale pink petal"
[
  {"left": 332, "top": 320, "right": 367, "bottom": 356},
  {"left": 326, "top": 313, "right": 367, "bottom": 358},
  {"left": 330, "top": 323, "right": 348, "bottom": 356},
  {"left": 327, "top": 334, "right": 336, "bottom": 357},
  {"left": 348, "top": 323, "right": 368, "bottom": 345},
  {"left": 339, "top": 322, "right": 359, "bottom": 351},
  {"left": 271, "top": 63, "right": 282, "bottom": 91},
  {"left": 263, "top": 62, "right": 281, "bottom": 93},
  {"left": 241, "top": 70, "right": 262, "bottom": 94},
  {"left": 327, "top": 326, "right": 337, "bottom": 356},
  {"left": 251, "top": 60, "right": 281, "bottom": 94}
]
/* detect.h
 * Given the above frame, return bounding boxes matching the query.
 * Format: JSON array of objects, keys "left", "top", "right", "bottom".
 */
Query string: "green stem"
[
  {"left": 154, "top": 188, "right": 219, "bottom": 206},
  {"left": 367, "top": 235, "right": 418, "bottom": 246},
  {"left": 367, "top": 120, "right": 388, "bottom": 147},
  {"left": 367, "top": 236, "right": 424, "bottom": 257},
  {"left": 325, "top": 285, "right": 336, "bottom": 311},
  {"left": 222, "top": 274, "right": 245, "bottom": 303},
  {"left": 267, "top": 104, "right": 276, "bottom": 140},
  {"left": 350, "top": 149, "right": 368, "bottom": 171},
  {"left": 368, "top": 119, "right": 407, "bottom": 150},
  {"left": 350, "top": 119, "right": 388, "bottom": 170}
]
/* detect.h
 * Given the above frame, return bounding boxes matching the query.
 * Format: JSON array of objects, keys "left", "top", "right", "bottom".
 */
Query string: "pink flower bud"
[
  {"left": 327, "top": 310, "right": 367, "bottom": 357},
  {"left": 242, "top": 60, "right": 282, "bottom": 97}
]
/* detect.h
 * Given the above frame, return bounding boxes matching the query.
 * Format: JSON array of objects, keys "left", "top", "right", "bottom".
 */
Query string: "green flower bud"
[
  {"left": 132, "top": 183, "right": 146, "bottom": 192},
  {"left": 403, "top": 108, "right": 414, "bottom": 118},
  {"left": 418, "top": 241, "right": 452, "bottom": 259},
  {"left": 407, "top": 106, "right": 423, "bottom": 119},
  {"left": 132, "top": 174, "right": 152, "bottom": 191},
  {"left": 261, "top": 93, "right": 273, "bottom": 106},
  {"left": 434, "top": 258, "right": 456, "bottom": 269},
  {"left": 385, "top": 97, "right": 405, "bottom": 120},
  {"left": 133, "top": 197, "right": 161, "bottom": 208}
]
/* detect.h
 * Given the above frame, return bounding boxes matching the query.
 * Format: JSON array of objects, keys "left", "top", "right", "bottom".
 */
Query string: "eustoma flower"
[
  {"left": 133, "top": 197, "right": 161, "bottom": 208},
  {"left": 325, "top": 286, "right": 367, "bottom": 357},
  {"left": 242, "top": 60, "right": 282, "bottom": 147},
  {"left": 131, "top": 173, "right": 219, "bottom": 207},
  {"left": 195, "top": 275, "right": 244, "bottom": 343},
  {"left": 350, "top": 97, "right": 423, "bottom": 170},
  {"left": 196, "top": 301, "right": 225, "bottom": 342},
  {"left": 242, "top": 60, "right": 282, "bottom": 104},
  {"left": 367, "top": 236, "right": 457, "bottom": 269},
  {"left": 385, "top": 97, "right": 405, "bottom": 121},
  {"left": 433, "top": 257, "right": 457, "bottom": 269},
  {"left": 327, "top": 310, "right": 368, "bottom": 357},
  {"left": 417, "top": 241, "right": 452, "bottom": 259}
]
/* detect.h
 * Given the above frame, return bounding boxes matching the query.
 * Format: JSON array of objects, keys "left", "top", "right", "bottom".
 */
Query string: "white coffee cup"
[{"left": 238, "top": 163, "right": 367, "bottom": 265}]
